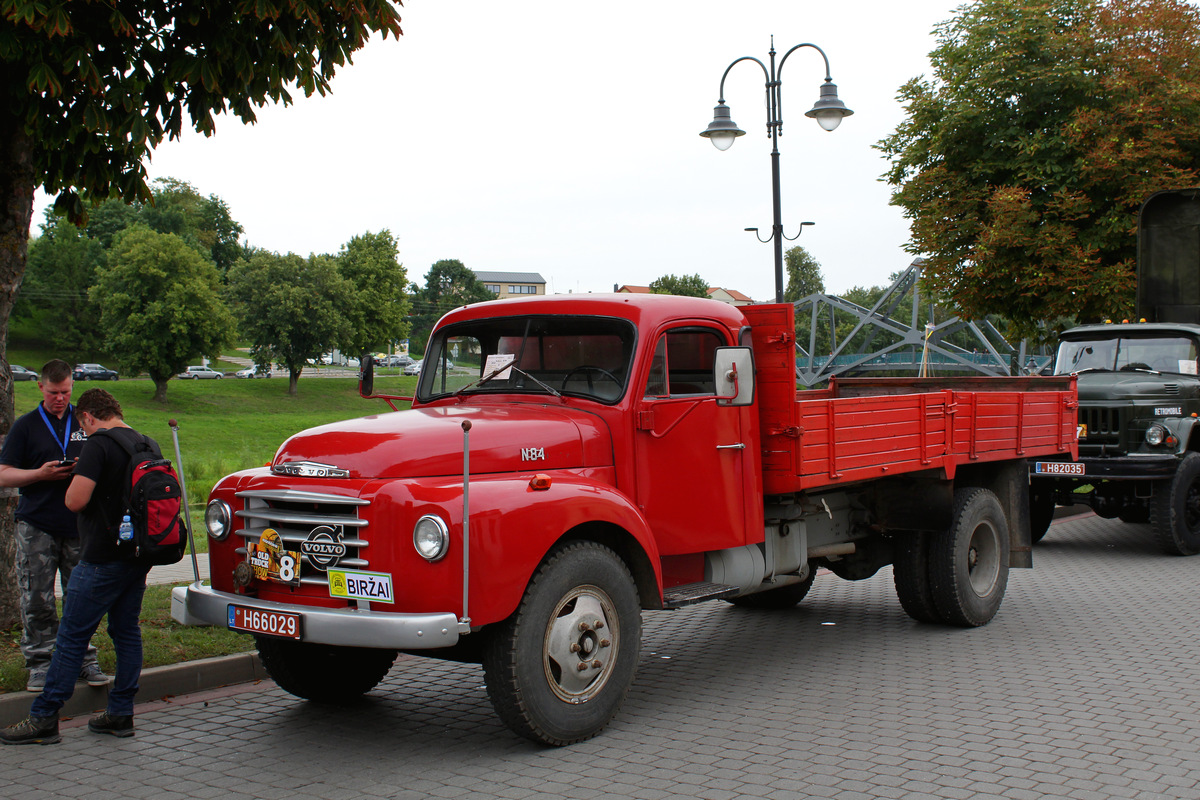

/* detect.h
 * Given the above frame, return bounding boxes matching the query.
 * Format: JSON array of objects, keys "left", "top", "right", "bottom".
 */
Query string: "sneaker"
[
  {"left": 25, "top": 669, "right": 47, "bottom": 693},
  {"left": 0, "top": 714, "right": 60, "bottom": 745},
  {"left": 88, "top": 711, "right": 134, "bottom": 738},
  {"left": 80, "top": 663, "right": 111, "bottom": 687}
]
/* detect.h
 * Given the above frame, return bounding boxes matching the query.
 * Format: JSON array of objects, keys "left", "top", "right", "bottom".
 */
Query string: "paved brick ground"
[{"left": 5, "top": 513, "right": 1199, "bottom": 800}]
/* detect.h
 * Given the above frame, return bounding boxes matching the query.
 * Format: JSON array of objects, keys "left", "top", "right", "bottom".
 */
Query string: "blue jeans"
[{"left": 31, "top": 560, "right": 150, "bottom": 718}]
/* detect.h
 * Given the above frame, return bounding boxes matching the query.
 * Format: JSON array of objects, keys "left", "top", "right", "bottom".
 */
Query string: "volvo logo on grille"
[
  {"left": 272, "top": 461, "right": 351, "bottom": 478},
  {"left": 301, "top": 526, "right": 347, "bottom": 571}
]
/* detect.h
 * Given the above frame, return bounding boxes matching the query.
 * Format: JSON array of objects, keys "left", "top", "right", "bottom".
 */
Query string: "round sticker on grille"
[{"left": 301, "top": 526, "right": 347, "bottom": 571}]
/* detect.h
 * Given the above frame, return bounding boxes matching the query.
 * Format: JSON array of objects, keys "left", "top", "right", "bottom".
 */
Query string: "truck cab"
[{"left": 1030, "top": 189, "right": 1200, "bottom": 556}]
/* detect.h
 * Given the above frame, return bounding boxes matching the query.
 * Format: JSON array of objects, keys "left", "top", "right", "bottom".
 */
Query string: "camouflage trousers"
[{"left": 15, "top": 520, "right": 99, "bottom": 672}]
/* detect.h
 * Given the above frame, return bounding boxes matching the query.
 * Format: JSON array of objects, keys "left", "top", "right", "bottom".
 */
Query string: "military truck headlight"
[
  {"left": 205, "top": 500, "right": 232, "bottom": 541},
  {"left": 1146, "top": 425, "right": 1167, "bottom": 446},
  {"left": 413, "top": 515, "right": 450, "bottom": 561}
]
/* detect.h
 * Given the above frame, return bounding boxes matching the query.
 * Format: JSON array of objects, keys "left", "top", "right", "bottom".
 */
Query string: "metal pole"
[
  {"left": 460, "top": 420, "right": 471, "bottom": 629},
  {"left": 771, "top": 147, "right": 784, "bottom": 303},
  {"left": 168, "top": 419, "right": 201, "bottom": 583}
]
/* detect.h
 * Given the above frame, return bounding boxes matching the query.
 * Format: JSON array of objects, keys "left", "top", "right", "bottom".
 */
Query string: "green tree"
[
  {"left": 16, "top": 211, "right": 106, "bottom": 356},
  {"left": 409, "top": 260, "right": 495, "bottom": 354},
  {"left": 91, "top": 226, "right": 235, "bottom": 403},
  {"left": 0, "top": 0, "right": 401, "bottom": 625},
  {"left": 649, "top": 273, "right": 710, "bottom": 298},
  {"left": 784, "top": 246, "right": 825, "bottom": 303},
  {"left": 227, "top": 251, "right": 351, "bottom": 395},
  {"left": 138, "top": 178, "right": 245, "bottom": 279},
  {"left": 336, "top": 230, "right": 410, "bottom": 360},
  {"left": 877, "top": 0, "right": 1200, "bottom": 338}
]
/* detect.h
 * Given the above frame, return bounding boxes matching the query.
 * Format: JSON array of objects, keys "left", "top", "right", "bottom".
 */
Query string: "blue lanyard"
[{"left": 37, "top": 403, "right": 72, "bottom": 459}]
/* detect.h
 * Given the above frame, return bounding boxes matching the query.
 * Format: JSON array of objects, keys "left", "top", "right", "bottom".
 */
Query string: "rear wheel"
[
  {"left": 482, "top": 542, "right": 641, "bottom": 746},
  {"left": 256, "top": 638, "right": 397, "bottom": 704},
  {"left": 928, "top": 488, "right": 1010, "bottom": 628},
  {"left": 1151, "top": 453, "right": 1200, "bottom": 556},
  {"left": 893, "top": 531, "right": 942, "bottom": 623}
]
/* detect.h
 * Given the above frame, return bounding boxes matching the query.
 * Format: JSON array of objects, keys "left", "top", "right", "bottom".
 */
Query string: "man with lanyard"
[{"left": 0, "top": 359, "right": 108, "bottom": 692}]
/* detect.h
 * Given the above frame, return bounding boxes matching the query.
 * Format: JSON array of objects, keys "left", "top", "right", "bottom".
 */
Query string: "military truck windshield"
[
  {"left": 418, "top": 315, "right": 636, "bottom": 403},
  {"left": 1055, "top": 335, "right": 1200, "bottom": 376}
]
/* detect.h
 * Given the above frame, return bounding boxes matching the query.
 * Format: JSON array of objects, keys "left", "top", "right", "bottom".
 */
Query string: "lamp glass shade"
[
  {"left": 814, "top": 110, "right": 844, "bottom": 131},
  {"left": 708, "top": 130, "right": 738, "bottom": 150}
]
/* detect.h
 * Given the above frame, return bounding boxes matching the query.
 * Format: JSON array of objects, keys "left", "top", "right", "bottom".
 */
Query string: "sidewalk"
[{"left": 54, "top": 552, "right": 211, "bottom": 594}]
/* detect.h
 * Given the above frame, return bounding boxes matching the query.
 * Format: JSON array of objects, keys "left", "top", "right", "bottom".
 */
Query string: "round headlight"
[
  {"left": 413, "top": 515, "right": 450, "bottom": 562},
  {"left": 1146, "top": 425, "right": 1167, "bottom": 446},
  {"left": 205, "top": 500, "right": 232, "bottom": 541}
]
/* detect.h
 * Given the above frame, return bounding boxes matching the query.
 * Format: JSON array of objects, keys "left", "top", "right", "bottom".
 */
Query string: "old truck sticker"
[
  {"left": 327, "top": 568, "right": 394, "bottom": 603},
  {"left": 247, "top": 528, "right": 300, "bottom": 585}
]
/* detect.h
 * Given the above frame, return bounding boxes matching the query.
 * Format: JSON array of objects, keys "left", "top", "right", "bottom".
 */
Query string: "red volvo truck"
[{"left": 175, "top": 294, "right": 1077, "bottom": 745}]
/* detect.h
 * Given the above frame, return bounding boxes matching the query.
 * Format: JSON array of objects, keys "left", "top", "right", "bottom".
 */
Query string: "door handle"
[{"left": 716, "top": 443, "right": 746, "bottom": 450}]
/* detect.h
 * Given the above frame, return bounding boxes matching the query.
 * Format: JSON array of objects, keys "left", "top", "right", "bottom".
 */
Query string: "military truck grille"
[
  {"left": 233, "top": 489, "right": 368, "bottom": 587},
  {"left": 1078, "top": 406, "right": 1125, "bottom": 453}
]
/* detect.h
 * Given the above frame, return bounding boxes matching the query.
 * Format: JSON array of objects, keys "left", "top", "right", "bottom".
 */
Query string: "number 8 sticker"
[{"left": 278, "top": 554, "right": 297, "bottom": 583}]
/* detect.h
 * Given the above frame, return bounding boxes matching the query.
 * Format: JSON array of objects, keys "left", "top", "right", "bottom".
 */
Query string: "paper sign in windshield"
[{"left": 483, "top": 353, "right": 516, "bottom": 380}]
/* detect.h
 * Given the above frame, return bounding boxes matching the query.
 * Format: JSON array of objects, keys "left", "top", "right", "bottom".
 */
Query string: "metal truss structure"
[{"left": 793, "top": 259, "right": 1046, "bottom": 388}]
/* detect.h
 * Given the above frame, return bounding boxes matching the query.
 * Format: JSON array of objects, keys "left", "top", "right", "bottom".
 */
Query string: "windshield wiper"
[{"left": 454, "top": 363, "right": 561, "bottom": 398}]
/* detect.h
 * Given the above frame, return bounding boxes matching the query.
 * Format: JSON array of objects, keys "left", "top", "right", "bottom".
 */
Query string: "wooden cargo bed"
[{"left": 744, "top": 306, "right": 1079, "bottom": 496}]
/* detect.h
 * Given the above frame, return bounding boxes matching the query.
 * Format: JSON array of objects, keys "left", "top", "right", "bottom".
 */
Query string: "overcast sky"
[{"left": 33, "top": 0, "right": 964, "bottom": 302}]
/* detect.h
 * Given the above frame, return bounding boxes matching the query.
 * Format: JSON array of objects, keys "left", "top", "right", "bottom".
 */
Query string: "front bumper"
[
  {"left": 172, "top": 582, "right": 463, "bottom": 650},
  {"left": 1030, "top": 454, "right": 1179, "bottom": 481}
]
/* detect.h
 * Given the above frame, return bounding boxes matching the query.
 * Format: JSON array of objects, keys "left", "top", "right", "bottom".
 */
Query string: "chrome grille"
[{"left": 234, "top": 488, "right": 368, "bottom": 587}]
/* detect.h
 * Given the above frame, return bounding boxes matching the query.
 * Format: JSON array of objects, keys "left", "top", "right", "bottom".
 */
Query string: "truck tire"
[
  {"left": 482, "top": 542, "right": 641, "bottom": 746},
  {"left": 928, "top": 488, "right": 1010, "bottom": 628},
  {"left": 1150, "top": 452, "right": 1200, "bottom": 556},
  {"left": 255, "top": 638, "right": 398, "bottom": 704},
  {"left": 1029, "top": 487, "right": 1055, "bottom": 544},
  {"left": 725, "top": 570, "right": 816, "bottom": 609},
  {"left": 892, "top": 531, "right": 942, "bottom": 624}
]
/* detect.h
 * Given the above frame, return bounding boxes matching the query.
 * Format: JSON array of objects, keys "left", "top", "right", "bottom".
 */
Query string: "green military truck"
[{"left": 1031, "top": 189, "right": 1200, "bottom": 556}]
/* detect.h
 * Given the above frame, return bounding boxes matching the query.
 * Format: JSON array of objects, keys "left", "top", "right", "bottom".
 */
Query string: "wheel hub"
[{"left": 544, "top": 587, "right": 618, "bottom": 703}]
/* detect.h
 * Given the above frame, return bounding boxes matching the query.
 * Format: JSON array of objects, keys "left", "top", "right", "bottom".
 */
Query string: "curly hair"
[{"left": 74, "top": 388, "right": 124, "bottom": 422}]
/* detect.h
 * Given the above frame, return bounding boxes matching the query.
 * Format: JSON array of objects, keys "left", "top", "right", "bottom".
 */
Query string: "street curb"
[{"left": 0, "top": 651, "right": 264, "bottom": 727}]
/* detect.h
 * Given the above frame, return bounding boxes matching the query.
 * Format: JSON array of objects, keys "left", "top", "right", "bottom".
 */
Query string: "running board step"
[{"left": 662, "top": 581, "right": 741, "bottom": 609}]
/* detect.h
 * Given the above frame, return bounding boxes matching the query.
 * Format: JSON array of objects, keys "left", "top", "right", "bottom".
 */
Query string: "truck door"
[{"left": 634, "top": 325, "right": 751, "bottom": 554}]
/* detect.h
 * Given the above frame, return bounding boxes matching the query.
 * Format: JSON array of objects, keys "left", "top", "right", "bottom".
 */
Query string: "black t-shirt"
[
  {"left": 72, "top": 425, "right": 162, "bottom": 563},
  {"left": 0, "top": 403, "right": 87, "bottom": 537}
]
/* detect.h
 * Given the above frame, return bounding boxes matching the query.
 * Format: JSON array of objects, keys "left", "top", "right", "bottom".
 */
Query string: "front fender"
[{"left": 457, "top": 473, "right": 662, "bottom": 627}]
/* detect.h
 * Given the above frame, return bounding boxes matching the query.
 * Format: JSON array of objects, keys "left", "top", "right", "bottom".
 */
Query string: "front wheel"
[
  {"left": 482, "top": 542, "right": 641, "bottom": 746},
  {"left": 1151, "top": 453, "right": 1200, "bottom": 556},
  {"left": 255, "top": 638, "right": 397, "bottom": 704},
  {"left": 1029, "top": 486, "right": 1055, "bottom": 544},
  {"left": 928, "top": 488, "right": 1010, "bottom": 627}
]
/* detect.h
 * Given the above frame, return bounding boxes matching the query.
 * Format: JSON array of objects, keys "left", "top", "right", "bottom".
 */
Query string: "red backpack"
[{"left": 93, "top": 428, "right": 188, "bottom": 566}]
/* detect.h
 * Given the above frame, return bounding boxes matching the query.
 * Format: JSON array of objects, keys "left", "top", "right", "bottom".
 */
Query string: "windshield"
[
  {"left": 1055, "top": 335, "right": 1200, "bottom": 375},
  {"left": 417, "top": 315, "right": 637, "bottom": 403}
]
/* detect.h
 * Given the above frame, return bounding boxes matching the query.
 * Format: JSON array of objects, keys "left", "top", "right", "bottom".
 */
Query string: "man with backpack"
[{"left": 1, "top": 388, "right": 181, "bottom": 745}]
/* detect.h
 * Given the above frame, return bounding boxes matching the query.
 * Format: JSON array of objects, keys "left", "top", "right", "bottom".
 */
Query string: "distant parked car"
[
  {"left": 73, "top": 363, "right": 119, "bottom": 381},
  {"left": 403, "top": 360, "right": 422, "bottom": 376},
  {"left": 177, "top": 365, "right": 223, "bottom": 380},
  {"left": 10, "top": 365, "right": 37, "bottom": 381},
  {"left": 383, "top": 354, "right": 413, "bottom": 367},
  {"left": 235, "top": 365, "right": 271, "bottom": 379}
]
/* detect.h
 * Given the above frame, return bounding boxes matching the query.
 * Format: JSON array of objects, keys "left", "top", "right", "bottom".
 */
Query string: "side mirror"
[
  {"left": 359, "top": 356, "right": 374, "bottom": 398},
  {"left": 714, "top": 346, "right": 755, "bottom": 406}
]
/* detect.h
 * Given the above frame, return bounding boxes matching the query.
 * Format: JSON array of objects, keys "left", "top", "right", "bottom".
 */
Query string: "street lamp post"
[{"left": 700, "top": 38, "right": 852, "bottom": 303}]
